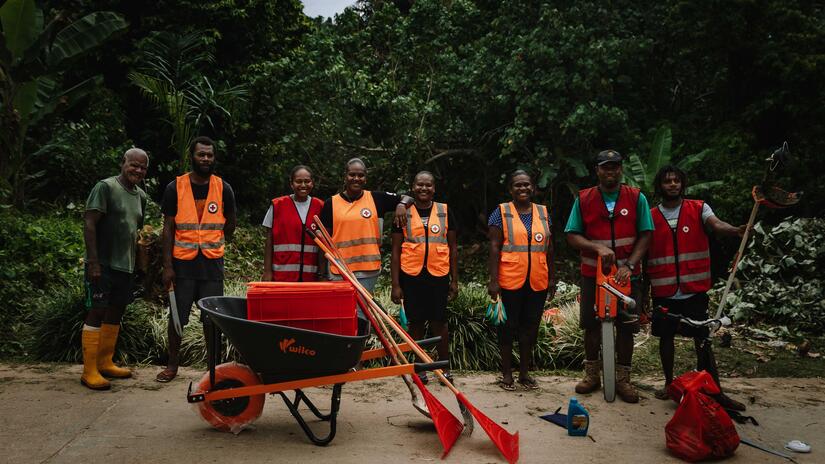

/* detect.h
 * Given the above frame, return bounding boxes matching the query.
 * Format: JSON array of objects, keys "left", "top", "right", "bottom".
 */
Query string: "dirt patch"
[{"left": 0, "top": 363, "right": 821, "bottom": 463}]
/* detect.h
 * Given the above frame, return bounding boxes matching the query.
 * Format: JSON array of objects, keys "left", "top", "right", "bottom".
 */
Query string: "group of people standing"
[{"left": 81, "top": 140, "right": 745, "bottom": 410}]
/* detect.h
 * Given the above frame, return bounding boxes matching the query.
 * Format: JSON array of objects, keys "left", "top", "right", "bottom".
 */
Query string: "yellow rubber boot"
[
  {"left": 98, "top": 323, "right": 132, "bottom": 378},
  {"left": 81, "top": 329, "right": 111, "bottom": 390}
]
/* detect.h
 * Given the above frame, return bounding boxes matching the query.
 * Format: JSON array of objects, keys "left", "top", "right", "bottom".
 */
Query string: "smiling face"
[
  {"left": 596, "top": 161, "right": 622, "bottom": 190},
  {"left": 120, "top": 150, "right": 148, "bottom": 187},
  {"left": 659, "top": 171, "right": 684, "bottom": 201},
  {"left": 290, "top": 168, "right": 314, "bottom": 201},
  {"left": 344, "top": 161, "right": 366, "bottom": 196},
  {"left": 508, "top": 173, "right": 533, "bottom": 203},
  {"left": 191, "top": 143, "right": 215, "bottom": 177},
  {"left": 411, "top": 172, "right": 435, "bottom": 203}
]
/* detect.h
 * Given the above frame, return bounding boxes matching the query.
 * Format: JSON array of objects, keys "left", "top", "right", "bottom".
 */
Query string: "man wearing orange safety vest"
[
  {"left": 647, "top": 165, "right": 746, "bottom": 411},
  {"left": 565, "top": 150, "right": 653, "bottom": 403},
  {"left": 318, "top": 158, "right": 412, "bottom": 294},
  {"left": 156, "top": 136, "right": 236, "bottom": 383}
]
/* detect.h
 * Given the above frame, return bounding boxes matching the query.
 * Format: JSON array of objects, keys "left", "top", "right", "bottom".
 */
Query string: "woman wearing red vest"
[
  {"left": 262, "top": 165, "right": 324, "bottom": 282},
  {"left": 390, "top": 171, "right": 458, "bottom": 383},
  {"left": 488, "top": 170, "right": 555, "bottom": 391}
]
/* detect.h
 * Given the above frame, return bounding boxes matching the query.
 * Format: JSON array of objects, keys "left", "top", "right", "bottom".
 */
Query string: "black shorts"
[
  {"left": 400, "top": 271, "right": 449, "bottom": 323},
  {"left": 579, "top": 276, "right": 641, "bottom": 334},
  {"left": 172, "top": 279, "right": 224, "bottom": 326},
  {"left": 652, "top": 293, "right": 710, "bottom": 338},
  {"left": 498, "top": 285, "right": 547, "bottom": 343},
  {"left": 85, "top": 265, "right": 135, "bottom": 309}
]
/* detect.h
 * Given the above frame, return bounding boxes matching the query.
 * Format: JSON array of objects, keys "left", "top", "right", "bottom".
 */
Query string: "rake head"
[{"left": 752, "top": 185, "right": 802, "bottom": 209}]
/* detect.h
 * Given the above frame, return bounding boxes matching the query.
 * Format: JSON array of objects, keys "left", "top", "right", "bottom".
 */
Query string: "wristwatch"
[{"left": 625, "top": 262, "right": 636, "bottom": 272}]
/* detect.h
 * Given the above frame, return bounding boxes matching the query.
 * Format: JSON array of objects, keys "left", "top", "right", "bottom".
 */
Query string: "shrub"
[{"left": 712, "top": 217, "right": 825, "bottom": 333}]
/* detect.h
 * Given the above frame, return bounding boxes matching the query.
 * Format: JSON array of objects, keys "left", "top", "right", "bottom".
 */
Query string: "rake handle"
[{"left": 714, "top": 199, "right": 759, "bottom": 320}]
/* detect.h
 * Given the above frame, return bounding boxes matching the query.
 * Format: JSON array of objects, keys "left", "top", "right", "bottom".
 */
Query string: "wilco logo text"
[{"left": 279, "top": 338, "right": 316, "bottom": 356}]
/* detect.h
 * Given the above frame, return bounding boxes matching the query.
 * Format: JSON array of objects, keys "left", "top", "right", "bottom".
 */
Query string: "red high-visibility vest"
[
  {"left": 647, "top": 199, "right": 712, "bottom": 297},
  {"left": 331, "top": 191, "right": 382, "bottom": 274},
  {"left": 270, "top": 195, "right": 325, "bottom": 282},
  {"left": 498, "top": 202, "right": 551, "bottom": 291},
  {"left": 173, "top": 174, "right": 225, "bottom": 260},
  {"left": 401, "top": 202, "right": 450, "bottom": 277},
  {"left": 578, "top": 185, "right": 640, "bottom": 277}
]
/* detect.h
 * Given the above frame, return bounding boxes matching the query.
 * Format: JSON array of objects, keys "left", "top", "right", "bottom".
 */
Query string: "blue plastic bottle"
[{"left": 567, "top": 397, "right": 589, "bottom": 436}]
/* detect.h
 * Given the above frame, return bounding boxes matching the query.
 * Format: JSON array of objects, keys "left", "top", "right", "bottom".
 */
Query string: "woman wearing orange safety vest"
[
  {"left": 318, "top": 158, "right": 413, "bottom": 293},
  {"left": 487, "top": 170, "right": 555, "bottom": 391},
  {"left": 262, "top": 165, "right": 324, "bottom": 282},
  {"left": 390, "top": 171, "right": 458, "bottom": 384}
]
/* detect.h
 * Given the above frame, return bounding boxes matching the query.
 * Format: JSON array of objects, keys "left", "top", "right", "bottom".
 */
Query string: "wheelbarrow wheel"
[{"left": 195, "top": 362, "right": 265, "bottom": 434}]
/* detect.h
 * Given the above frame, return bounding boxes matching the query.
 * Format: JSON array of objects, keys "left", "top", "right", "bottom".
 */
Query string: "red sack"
[
  {"left": 665, "top": 378, "right": 740, "bottom": 461},
  {"left": 667, "top": 370, "right": 720, "bottom": 403}
]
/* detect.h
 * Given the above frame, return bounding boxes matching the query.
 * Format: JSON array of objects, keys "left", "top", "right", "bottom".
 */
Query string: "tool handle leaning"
[{"left": 714, "top": 200, "right": 759, "bottom": 320}]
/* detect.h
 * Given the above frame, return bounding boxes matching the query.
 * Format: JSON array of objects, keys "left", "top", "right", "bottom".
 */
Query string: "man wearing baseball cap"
[{"left": 565, "top": 149, "right": 653, "bottom": 403}]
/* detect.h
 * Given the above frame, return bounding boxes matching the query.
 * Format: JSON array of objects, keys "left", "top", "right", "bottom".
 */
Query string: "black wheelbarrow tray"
[{"left": 187, "top": 296, "right": 446, "bottom": 444}]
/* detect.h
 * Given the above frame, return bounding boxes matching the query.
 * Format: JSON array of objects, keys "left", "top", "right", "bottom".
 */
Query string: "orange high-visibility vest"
[
  {"left": 647, "top": 199, "right": 712, "bottom": 297},
  {"left": 331, "top": 191, "right": 382, "bottom": 274},
  {"left": 173, "top": 174, "right": 225, "bottom": 260},
  {"left": 498, "top": 202, "right": 550, "bottom": 291},
  {"left": 401, "top": 202, "right": 450, "bottom": 277}
]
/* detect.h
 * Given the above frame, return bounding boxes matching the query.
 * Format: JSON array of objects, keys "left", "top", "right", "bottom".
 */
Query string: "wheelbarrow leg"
[
  {"left": 204, "top": 315, "right": 222, "bottom": 387},
  {"left": 279, "top": 383, "right": 343, "bottom": 446}
]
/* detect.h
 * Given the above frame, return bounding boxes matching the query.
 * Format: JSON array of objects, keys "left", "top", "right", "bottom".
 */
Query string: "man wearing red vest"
[
  {"left": 156, "top": 136, "right": 236, "bottom": 383},
  {"left": 566, "top": 150, "right": 653, "bottom": 403},
  {"left": 648, "top": 165, "right": 746, "bottom": 411}
]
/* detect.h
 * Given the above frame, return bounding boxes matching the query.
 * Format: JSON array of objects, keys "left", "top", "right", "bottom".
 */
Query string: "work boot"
[
  {"left": 575, "top": 360, "right": 601, "bottom": 394},
  {"left": 714, "top": 392, "right": 747, "bottom": 412},
  {"left": 97, "top": 323, "right": 132, "bottom": 378},
  {"left": 615, "top": 364, "right": 639, "bottom": 403},
  {"left": 81, "top": 328, "right": 111, "bottom": 390}
]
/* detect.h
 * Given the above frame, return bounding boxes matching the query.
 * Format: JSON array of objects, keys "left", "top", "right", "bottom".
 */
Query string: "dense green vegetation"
[{"left": 2, "top": 1, "right": 823, "bottom": 367}]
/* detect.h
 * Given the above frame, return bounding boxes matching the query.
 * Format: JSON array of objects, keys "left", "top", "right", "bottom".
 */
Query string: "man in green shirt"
[
  {"left": 565, "top": 150, "right": 653, "bottom": 403},
  {"left": 81, "top": 148, "right": 149, "bottom": 390}
]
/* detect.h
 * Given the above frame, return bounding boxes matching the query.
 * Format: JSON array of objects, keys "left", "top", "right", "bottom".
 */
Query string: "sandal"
[
  {"left": 654, "top": 387, "right": 670, "bottom": 401},
  {"left": 518, "top": 376, "right": 540, "bottom": 391},
  {"left": 442, "top": 372, "right": 454, "bottom": 384},
  {"left": 155, "top": 367, "right": 177, "bottom": 383},
  {"left": 498, "top": 378, "right": 516, "bottom": 391}
]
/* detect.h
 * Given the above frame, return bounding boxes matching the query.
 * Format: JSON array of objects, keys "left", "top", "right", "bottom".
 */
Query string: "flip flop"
[
  {"left": 518, "top": 377, "right": 540, "bottom": 391},
  {"left": 498, "top": 379, "right": 516, "bottom": 391},
  {"left": 155, "top": 367, "right": 177, "bottom": 383},
  {"left": 654, "top": 388, "right": 670, "bottom": 400}
]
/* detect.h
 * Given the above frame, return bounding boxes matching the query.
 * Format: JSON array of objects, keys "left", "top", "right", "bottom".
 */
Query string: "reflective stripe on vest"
[
  {"left": 578, "top": 185, "right": 639, "bottom": 277},
  {"left": 647, "top": 199, "right": 712, "bottom": 297},
  {"left": 270, "top": 195, "right": 324, "bottom": 282},
  {"left": 498, "top": 202, "right": 550, "bottom": 291},
  {"left": 331, "top": 191, "right": 382, "bottom": 274},
  {"left": 173, "top": 174, "right": 225, "bottom": 260},
  {"left": 401, "top": 202, "right": 450, "bottom": 277}
]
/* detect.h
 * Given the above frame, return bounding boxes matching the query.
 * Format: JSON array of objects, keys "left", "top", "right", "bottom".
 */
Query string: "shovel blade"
[
  {"left": 457, "top": 392, "right": 519, "bottom": 464},
  {"left": 412, "top": 374, "right": 463, "bottom": 458},
  {"left": 402, "top": 374, "right": 431, "bottom": 418}
]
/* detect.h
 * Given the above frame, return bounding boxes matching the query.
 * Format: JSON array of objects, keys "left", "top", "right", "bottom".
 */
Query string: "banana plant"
[
  {"left": 624, "top": 125, "right": 722, "bottom": 197},
  {"left": 0, "top": 0, "right": 127, "bottom": 207}
]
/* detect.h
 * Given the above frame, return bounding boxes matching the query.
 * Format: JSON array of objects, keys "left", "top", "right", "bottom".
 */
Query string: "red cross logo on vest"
[
  {"left": 360, "top": 208, "right": 372, "bottom": 218},
  {"left": 534, "top": 232, "right": 544, "bottom": 243},
  {"left": 207, "top": 201, "right": 219, "bottom": 214},
  {"left": 309, "top": 222, "right": 318, "bottom": 231},
  {"left": 430, "top": 224, "right": 440, "bottom": 234},
  {"left": 620, "top": 208, "right": 629, "bottom": 216},
  {"left": 682, "top": 226, "right": 690, "bottom": 233}
]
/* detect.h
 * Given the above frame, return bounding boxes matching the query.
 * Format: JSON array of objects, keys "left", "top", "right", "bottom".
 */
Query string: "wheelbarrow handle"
[{"left": 414, "top": 360, "right": 450, "bottom": 374}]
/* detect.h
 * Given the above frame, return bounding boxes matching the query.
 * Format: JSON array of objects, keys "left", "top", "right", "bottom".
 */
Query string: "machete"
[{"left": 169, "top": 284, "right": 182, "bottom": 337}]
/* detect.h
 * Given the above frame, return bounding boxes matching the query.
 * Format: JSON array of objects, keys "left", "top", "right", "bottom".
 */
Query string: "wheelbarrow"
[{"left": 187, "top": 296, "right": 446, "bottom": 444}]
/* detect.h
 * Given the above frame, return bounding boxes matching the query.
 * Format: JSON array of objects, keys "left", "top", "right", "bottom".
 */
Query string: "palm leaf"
[
  {"left": 675, "top": 148, "right": 713, "bottom": 172},
  {"left": 28, "top": 75, "right": 102, "bottom": 126},
  {"left": 624, "top": 152, "right": 646, "bottom": 190},
  {"left": 685, "top": 180, "right": 723, "bottom": 195},
  {"left": 47, "top": 11, "right": 127, "bottom": 69}
]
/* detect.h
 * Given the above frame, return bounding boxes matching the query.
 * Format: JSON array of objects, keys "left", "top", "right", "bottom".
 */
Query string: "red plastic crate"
[{"left": 246, "top": 281, "right": 357, "bottom": 336}]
